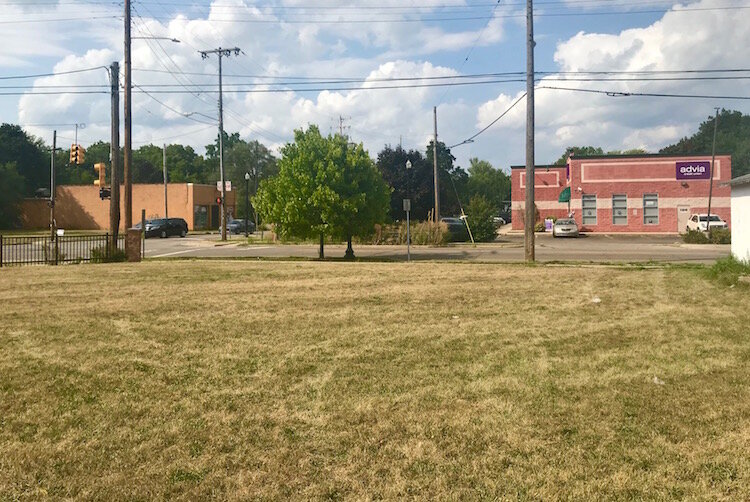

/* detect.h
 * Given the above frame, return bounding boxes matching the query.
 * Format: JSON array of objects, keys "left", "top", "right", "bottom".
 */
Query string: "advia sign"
[{"left": 676, "top": 161, "right": 711, "bottom": 180}]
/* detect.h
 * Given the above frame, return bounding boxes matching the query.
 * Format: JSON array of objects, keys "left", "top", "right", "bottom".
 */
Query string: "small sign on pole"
[
  {"left": 403, "top": 199, "right": 411, "bottom": 212},
  {"left": 216, "top": 181, "right": 232, "bottom": 192}
]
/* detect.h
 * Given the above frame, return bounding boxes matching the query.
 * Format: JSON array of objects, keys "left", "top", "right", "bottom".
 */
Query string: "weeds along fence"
[{"left": 0, "top": 234, "right": 125, "bottom": 267}]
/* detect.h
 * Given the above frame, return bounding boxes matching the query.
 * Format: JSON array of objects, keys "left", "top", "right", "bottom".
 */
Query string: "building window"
[
  {"left": 643, "top": 194, "right": 659, "bottom": 225},
  {"left": 612, "top": 194, "right": 627, "bottom": 225},
  {"left": 582, "top": 194, "right": 597, "bottom": 225}
]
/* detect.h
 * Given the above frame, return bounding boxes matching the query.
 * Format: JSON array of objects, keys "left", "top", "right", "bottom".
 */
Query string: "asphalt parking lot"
[{"left": 143, "top": 232, "right": 730, "bottom": 264}]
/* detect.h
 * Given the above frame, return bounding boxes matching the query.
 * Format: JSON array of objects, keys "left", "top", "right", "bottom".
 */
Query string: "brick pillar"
[{"left": 125, "top": 228, "right": 142, "bottom": 262}]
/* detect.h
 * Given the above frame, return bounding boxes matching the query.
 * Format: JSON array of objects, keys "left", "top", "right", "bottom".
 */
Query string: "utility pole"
[
  {"left": 163, "top": 144, "right": 168, "bottom": 219},
  {"left": 433, "top": 106, "right": 440, "bottom": 224},
  {"left": 110, "top": 61, "right": 121, "bottom": 250},
  {"left": 524, "top": 0, "right": 536, "bottom": 262},
  {"left": 50, "top": 130, "right": 56, "bottom": 242},
  {"left": 707, "top": 107, "right": 720, "bottom": 238},
  {"left": 123, "top": 0, "right": 133, "bottom": 230},
  {"left": 253, "top": 142, "right": 259, "bottom": 232},
  {"left": 200, "top": 46, "right": 241, "bottom": 241}
]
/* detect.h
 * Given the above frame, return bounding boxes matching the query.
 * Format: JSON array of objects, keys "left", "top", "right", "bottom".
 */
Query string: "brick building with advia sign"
[{"left": 511, "top": 153, "right": 732, "bottom": 233}]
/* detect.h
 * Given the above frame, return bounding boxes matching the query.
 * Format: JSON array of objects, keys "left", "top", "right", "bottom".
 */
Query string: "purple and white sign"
[{"left": 676, "top": 161, "right": 711, "bottom": 180}]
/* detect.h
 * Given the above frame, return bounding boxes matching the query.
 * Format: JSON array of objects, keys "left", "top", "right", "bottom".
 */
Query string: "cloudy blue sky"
[{"left": 2, "top": 0, "right": 749, "bottom": 171}]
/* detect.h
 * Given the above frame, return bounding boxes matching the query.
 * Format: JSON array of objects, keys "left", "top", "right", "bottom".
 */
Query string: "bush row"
[{"left": 682, "top": 229, "right": 731, "bottom": 245}]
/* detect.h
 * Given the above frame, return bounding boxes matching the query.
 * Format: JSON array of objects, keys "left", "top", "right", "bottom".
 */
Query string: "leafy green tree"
[
  {"left": 466, "top": 195, "right": 497, "bottom": 242},
  {"left": 375, "top": 145, "right": 434, "bottom": 221},
  {"left": 57, "top": 141, "right": 108, "bottom": 186},
  {"left": 0, "top": 124, "right": 47, "bottom": 196},
  {"left": 466, "top": 158, "right": 510, "bottom": 213},
  {"left": 661, "top": 109, "right": 750, "bottom": 178},
  {"left": 606, "top": 148, "right": 648, "bottom": 155},
  {"left": 255, "top": 125, "right": 390, "bottom": 259},
  {"left": 554, "top": 146, "right": 605, "bottom": 165},
  {"left": 0, "top": 162, "right": 25, "bottom": 229},
  {"left": 164, "top": 144, "right": 209, "bottom": 183},
  {"left": 224, "top": 139, "right": 278, "bottom": 220}
]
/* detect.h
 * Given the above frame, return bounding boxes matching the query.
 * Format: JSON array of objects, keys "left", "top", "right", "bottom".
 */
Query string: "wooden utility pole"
[
  {"left": 706, "top": 107, "right": 719, "bottom": 238},
  {"left": 123, "top": 0, "right": 133, "bottom": 230},
  {"left": 433, "top": 106, "right": 440, "bottom": 223},
  {"left": 163, "top": 144, "right": 168, "bottom": 219},
  {"left": 524, "top": 0, "right": 536, "bottom": 262},
  {"left": 110, "top": 61, "right": 121, "bottom": 250},
  {"left": 200, "top": 47, "right": 241, "bottom": 241},
  {"left": 50, "top": 130, "right": 56, "bottom": 242}
]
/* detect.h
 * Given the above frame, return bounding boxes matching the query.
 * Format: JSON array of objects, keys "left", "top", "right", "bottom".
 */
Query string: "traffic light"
[
  {"left": 70, "top": 144, "right": 86, "bottom": 165},
  {"left": 216, "top": 196, "right": 222, "bottom": 205},
  {"left": 94, "top": 163, "right": 106, "bottom": 188}
]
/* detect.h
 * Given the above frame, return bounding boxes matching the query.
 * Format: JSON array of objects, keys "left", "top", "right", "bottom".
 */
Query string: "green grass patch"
[
  {"left": 1, "top": 261, "right": 749, "bottom": 499},
  {"left": 705, "top": 255, "right": 750, "bottom": 286}
]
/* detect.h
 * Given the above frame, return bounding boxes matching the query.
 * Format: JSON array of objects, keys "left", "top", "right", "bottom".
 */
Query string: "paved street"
[{"left": 143, "top": 232, "right": 730, "bottom": 263}]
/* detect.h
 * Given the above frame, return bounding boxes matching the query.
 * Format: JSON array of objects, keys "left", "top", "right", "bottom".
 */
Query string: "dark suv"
[{"left": 143, "top": 218, "right": 188, "bottom": 238}]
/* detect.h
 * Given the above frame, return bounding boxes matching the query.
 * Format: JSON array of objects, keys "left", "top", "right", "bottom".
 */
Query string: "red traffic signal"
[{"left": 216, "top": 196, "right": 222, "bottom": 205}]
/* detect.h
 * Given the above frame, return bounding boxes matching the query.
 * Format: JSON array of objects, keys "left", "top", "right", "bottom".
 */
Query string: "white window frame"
[
  {"left": 612, "top": 194, "right": 627, "bottom": 225},
  {"left": 643, "top": 194, "right": 659, "bottom": 225},
  {"left": 582, "top": 194, "right": 597, "bottom": 225}
]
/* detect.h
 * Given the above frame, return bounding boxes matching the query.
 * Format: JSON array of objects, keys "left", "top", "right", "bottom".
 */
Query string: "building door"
[{"left": 677, "top": 206, "right": 690, "bottom": 233}]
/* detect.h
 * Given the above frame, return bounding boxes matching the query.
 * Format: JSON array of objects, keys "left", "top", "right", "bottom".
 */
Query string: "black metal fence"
[{"left": 0, "top": 234, "right": 125, "bottom": 267}]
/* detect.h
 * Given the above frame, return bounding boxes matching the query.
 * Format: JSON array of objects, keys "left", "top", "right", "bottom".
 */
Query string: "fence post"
[
  {"left": 54, "top": 234, "right": 59, "bottom": 265},
  {"left": 105, "top": 233, "right": 110, "bottom": 261},
  {"left": 0, "top": 234, "right": 3, "bottom": 268}
]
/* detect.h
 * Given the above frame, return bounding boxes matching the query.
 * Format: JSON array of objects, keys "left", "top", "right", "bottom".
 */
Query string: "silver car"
[{"left": 552, "top": 218, "right": 579, "bottom": 238}]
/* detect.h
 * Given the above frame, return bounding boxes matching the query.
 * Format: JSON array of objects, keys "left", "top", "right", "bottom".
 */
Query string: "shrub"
[
  {"left": 705, "top": 256, "right": 750, "bottom": 286},
  {"left": 402, "top": 220, "right": 450, "bottom": 245},
  {"left": 710, "top": 228, "right": 731, "bottom": 244},
  {"left": 682, "top": 230, "right": 709, "bottom": 244},
  {"left": 466, "top": 195, "right": 498, "bottom": 242},
  {"left": 91, "top": 245, "right": 127, "bottom": 263},
  {"left": 534, "top": 222, "right": 546, "bottom": 232},
  {"left": 366, "top": 221, "right": 449, "bottom": 246}
]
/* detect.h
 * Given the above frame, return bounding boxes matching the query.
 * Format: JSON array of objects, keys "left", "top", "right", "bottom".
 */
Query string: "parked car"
[
  {"left": 493, "top": 216, "right": 507, "bottom": 227},
  {"left": 441, "top": 217, "right": 469, "bottom": 241},
  {"left": 686, "top": 213, "right": 728, "bottom": 232},
  {"left": 227, "top": 218, "right": 256, "bottom": 234},
  {"left": 142, "top": 218, "right": 188, "bottom": 238},
  {"left": 552, "top": 218, "right": 579, "bottom": 238}
]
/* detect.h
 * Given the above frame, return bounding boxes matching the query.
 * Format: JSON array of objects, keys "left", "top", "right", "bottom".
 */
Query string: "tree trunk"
[
  {"left": 319, "top": 232, "right": 324, "bottom": 259},
  {"left": 344, "top": 235, "right": 354, "bottom": 260}
]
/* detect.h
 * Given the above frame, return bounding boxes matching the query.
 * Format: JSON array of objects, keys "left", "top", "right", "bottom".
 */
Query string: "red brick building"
[{"left": 511, "top": 154, "right": 732, "bottom": 233}]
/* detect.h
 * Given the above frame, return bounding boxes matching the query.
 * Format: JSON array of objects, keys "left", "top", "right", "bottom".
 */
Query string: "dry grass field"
[{"left": 0, "top": 260, "right": 749, "bottom": 500}]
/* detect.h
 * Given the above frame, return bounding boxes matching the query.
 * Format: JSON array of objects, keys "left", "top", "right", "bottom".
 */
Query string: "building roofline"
[
  {"left": 570, "top": 152, "right": 731, "bottom": 160},
  {"left": 510, "top": 164, "right": 565, "bottom": 170}
]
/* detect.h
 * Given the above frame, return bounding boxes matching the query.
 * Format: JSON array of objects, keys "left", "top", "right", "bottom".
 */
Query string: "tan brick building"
[{"left": 21, "top": 183, "right": 237, "bottom": 231}]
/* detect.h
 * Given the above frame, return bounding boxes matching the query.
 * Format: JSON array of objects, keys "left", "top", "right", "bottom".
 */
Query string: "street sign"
[
  {"left": 216, "top": 181, "right": 232, "bottom": 192},
  {"left": 403, "top": 199, "right": 411, "bottom": 211}
]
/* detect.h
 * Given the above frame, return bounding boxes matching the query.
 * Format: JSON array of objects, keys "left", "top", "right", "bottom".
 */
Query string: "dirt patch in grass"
[{"left": 0, "top": 261, "right": 749, "bottom": 500}]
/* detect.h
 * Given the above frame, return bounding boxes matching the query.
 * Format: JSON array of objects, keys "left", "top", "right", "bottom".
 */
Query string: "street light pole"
[{"left": 244, "top": 172, "right": 250, "bottom": 238}]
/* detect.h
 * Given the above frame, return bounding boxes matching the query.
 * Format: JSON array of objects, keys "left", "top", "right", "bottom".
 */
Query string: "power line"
[
  {"left": 0, "top": 67, "right": 106, "bottom": 80},
  {"left": 0, "top": 15, "right": 119, "bottom": 24},
  {"left": 132, "top": 83, "right": 217, "bottom": 125},
  {"left": 141, "top": 5, "right": 750, "bottom": 24},
  {"left": 449, "top": 92, "right": 527, "bottom": 148},
  {"left": 538, "top": 85, "right": 750, "bottom": 100},
  {"left": 12, "top": 72, "right": 750, "bottom": 90}
]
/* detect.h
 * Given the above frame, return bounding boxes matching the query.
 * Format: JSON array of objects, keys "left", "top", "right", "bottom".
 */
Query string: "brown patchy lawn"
[{"left": 0, "top": 261, "right": 748, "bottom": 500}]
